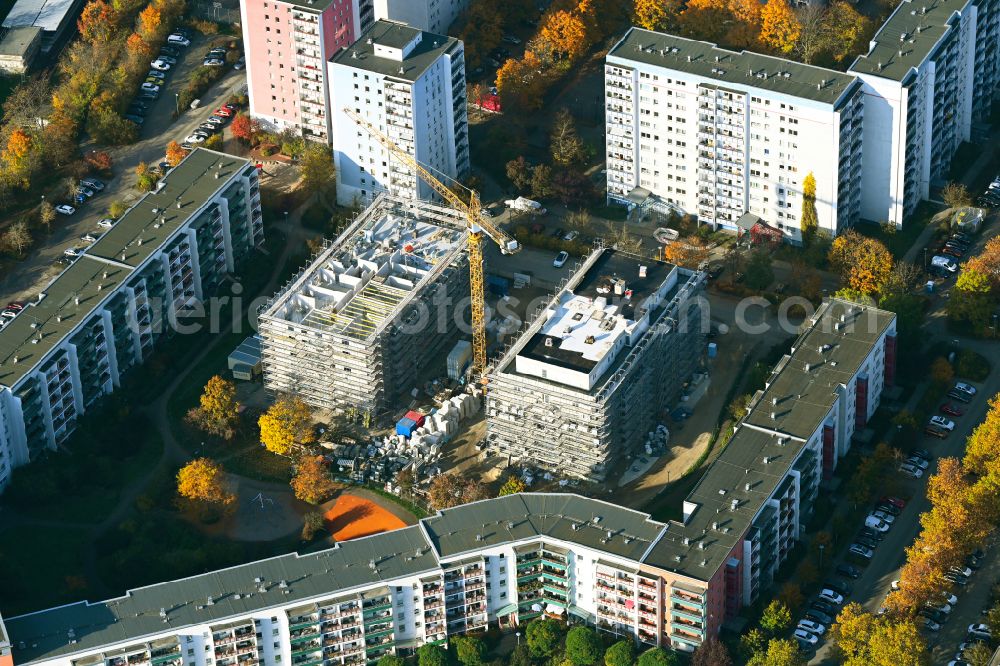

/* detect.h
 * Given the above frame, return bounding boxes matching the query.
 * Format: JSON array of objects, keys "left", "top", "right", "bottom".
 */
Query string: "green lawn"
[
  {"left": 1, "top": 406, "right": 163, "bottom": 523},
  {"left": 0, "top": 526, "right": 91, "bottom": 615}
]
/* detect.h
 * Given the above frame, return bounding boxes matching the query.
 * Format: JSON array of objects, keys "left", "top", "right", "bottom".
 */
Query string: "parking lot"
[{"left": 0, "top": 33, "right": 246, "bottom": 307}]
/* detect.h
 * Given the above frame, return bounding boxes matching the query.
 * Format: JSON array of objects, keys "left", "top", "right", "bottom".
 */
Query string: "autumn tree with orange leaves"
[
  {"left": 663, "top": 237, "right": 710, "bottom": 269},
  {"left": 165, "top": 141, "right": 189, "bottom": 167},
  {"left": 539, "top": 9, "right": 589, "bottom": 60},
  {"left": 77, "top": 0, "right": 115, "bottom": 43},
  {"left": 290, "top": 456, "right": 339, "bottom": 504}
]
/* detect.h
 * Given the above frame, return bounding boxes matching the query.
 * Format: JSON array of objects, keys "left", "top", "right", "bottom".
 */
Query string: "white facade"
[
  {"left": 850, "top": 0, "right": 1000, "bottom": 225},
  {"left": 0, "top": 150, "right": 263, "bottom": 491},
  {"left": 605, "top": 29, "right": 863, "bottom": 242},
  {"left": 372, "top": 0, "right": 469, "bottom": 34},
  {"left": 328, "top": 20, "right": 469, "bottom": 206}
]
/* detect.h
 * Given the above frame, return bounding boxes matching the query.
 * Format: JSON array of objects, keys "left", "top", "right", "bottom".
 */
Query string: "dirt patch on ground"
[
  {"left": 322, "top": 491, "right": 409, "bottom": 541},
  {"left": 196, "top": 476, "right": 310, "bottom": 542}
]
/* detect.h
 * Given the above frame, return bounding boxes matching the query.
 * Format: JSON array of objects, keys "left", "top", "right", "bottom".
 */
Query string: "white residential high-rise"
[
  {"left": 605, "top": 28, "right": 863, "bottom": 243},
  {"left": 849, "top": 0, "right": 1000, "bottom": 225},
  {"left": 328, "top": 19, "right": 469, "bottom": 206},
  {"left": 371, "top": 0, "right": 470, "bottom": 34}
]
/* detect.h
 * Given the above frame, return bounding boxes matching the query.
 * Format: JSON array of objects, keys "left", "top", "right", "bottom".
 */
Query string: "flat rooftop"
[
  {"left": 0, "top": 26, "right": 41, "bottom": 55},
  {"left": 0, "top": 150, "right": 248, "bottom": 391},
  {"left": 646, "top": 299, "right": 895, "bottom": 578},
  {"left": 6, "top": 527, "right": 439, "bottom": 664},
  {"left": 262, "top": 195, "right": 465, "bottom": 342},
  {"left": 850, "top": 0, "right": 969, "bottom": 81},
  {"left": 517, "top": 249, "right": 675, "bottom": 377},
  {"left": 609, "top": 28, "right": 858, "bottom": 106},
  {"left": 743, "top": 299, "right": 897, "bottom": 440},
  {"left": 330, "top": 19, "right": 459, "bottom": 82},
  {"left": 2, "top": 0, "right": 76, "bottom": 32}
]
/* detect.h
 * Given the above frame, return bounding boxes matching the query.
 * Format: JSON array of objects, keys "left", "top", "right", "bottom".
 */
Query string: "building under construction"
[
  {"left": 258, "top": 194, "right": 469, "bottom": 415},
  {"left": 486, "top": 249, "right": 706, "bottom": 481}
]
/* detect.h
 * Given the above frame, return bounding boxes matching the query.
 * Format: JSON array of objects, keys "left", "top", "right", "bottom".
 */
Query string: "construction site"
[
  {"left": 258, "top": 194, "right": 471, "bottom": 416},
  {"left": 485, "top": 248, "right": 707, "bottom": 482}
]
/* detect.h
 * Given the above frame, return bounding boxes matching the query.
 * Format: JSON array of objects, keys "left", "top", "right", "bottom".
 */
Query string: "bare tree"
[
  {"left": 794, "top": 4, "right": 827, "bottom": 64},
  {"left": 941, "top": 182, "right": 972, "bottom": 209},
  {"left": 608, "top": 222, "right": 643, "bottom": 255},
  {"left": 566, "top": 209, "right": 592, "bottom": 234},
  {"left": 38, "top": 201, "right": 56, "bottom": 234},
  {"left": 2, "top": 74, "right": 51, "bottom": 129},
  {"left": 2, "top": 221, "right": 32, "bottom": 257},
  {"left": 887, "top": 261, "right": 923, "bottom": 292}
]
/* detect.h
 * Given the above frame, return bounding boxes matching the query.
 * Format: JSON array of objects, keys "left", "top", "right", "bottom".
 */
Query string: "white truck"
[{"left": 504, "top": 197, "right": 546, "bottom": 215}]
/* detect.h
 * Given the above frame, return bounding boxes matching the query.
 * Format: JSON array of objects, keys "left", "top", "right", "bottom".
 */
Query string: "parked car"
[
  {"left": 905, "top": 456, "right": 930, "bottom": 471},
  {"left": 858, "top": 526, "right": 884, "bottom": 542},
  {"left": 948, "top": 389, "right": 973, "bottom": 403},
  {"left": 797, "top": 619, "right": 826, "bottom": 635},
  {"left": 222, "top": 102, "right": 238, "bottom": 112},
  {"left": 871, "top": 510, "right": 896, "bottom": 524},
  {"left": 875, "top": 502, "right": 901, "bottom": 516},
  {"left": 156, "top": 54, "right": 177, "bottom": 65},
  {"left": 919, "top": 607, "right": 948, "bottom": 624},
  {"left": 150, "top": 58, "right": 171, "bottom": 70},
  {"left": 793, "top": 628, "right": 819, "bottom": 645},
  {"left": 931, "top": 255, "right": 959, "bottom": 272},
  {"left": 912, "top": 449, "right": 932, "bottom": 462},
  {"left": 941, "top": 592, "right": 959, "bottom": 606},
  {"left": 184, "top": 134, "right": 207, "bottom": 144},
  {"left": 922, "top": 617, "right": 942, "bottom": 632},
  {"left": 198, "top": 123, "right": 219, "bottom": 133},
  {"left": 945, "top": 571, "right": 969, "bottom": 586},
  {"left": 968, "top": 624, "right": 992, "bottom": 639},
  {"left": 214, "top": 107, "right": 233, "bottom": 117},
  {"left": 502, "top": 34, "right": 522, "bottom": 44},
  {"left": 925, "top": 601, "right": 952, "bottom": 615},
  {"left": 880, "top": 495, "right": 907, "bottom": 509},
  {"left": 855, "top": 535, "right": 879, "bottom": 550},
  {"left": 64, "top": 246, "right": 84, "bottom": 256},
  {"left": 234, "top": 55, "right": 245, "bottom": 69},
  {"left": 167, "top": 34, "right": 190, "bottom": 46},
  {"left": 805, "top": 609, "right": 834, "bottom": 625},
  {"left": 147, "top": 70, "right": 165, "bottom": 80},
  {"left": 930, "top": 416, "right": 956, "bottom": 431},
  {"left": 925, "top": 425, "right": 950, "bottom": 438},
  {"left": 942, "top": 246, "right": 965, "bottom": 258},
  {"left": 124, "top": 114, "right": 145, "bottom": 125},
  {"left": 97, "top": 218, "right": 115, "bottom": 228},
  {"left": 865, "top": 516, "right": 890, "bottom": 532},
  {"left": 138, "top": 90, "right": 159, "bottom": 100},
  {"left": 563, "top": 230, "right": 579, "bottom": 241},
  {"left": 80, "top": 233, "right": 99, "bottom": 243},
  {"left": 899, "top": 462, "right": 924, "bottom": 478},
  {"left": 951, "top": 566, "right": 973, "bottom": 578},
  {"left": 203, "top": 58, "right": 225, "bottom": 67},
  {"left": 836, "top": 564, "right": 861, "bottom": 579},
  {"left": 849, "top": 543, "right": 874, "bottom": 559},
  {"left": 6, "top": 302, "right": 24, "bottom": 311},
  {"left": 810, "top": 599, "right": 837, "bottom": 614},
  {"left": 75, "top": 186, "right": 95, "bottom": 198},
  {"left": 160, "top": 45, "right": 179, "bottom": 57},
  {"left": 140, "top": 82, "right": 161, "bottom": 92},
  {"left": 55, "top": 204, "right": 76, "bottom": 215},
  {"left": 955, "top": 382, "right": 978, "bottom": 397},
  {"left": 206, "top": 115, "right": 226, "bottom": 125},
  {"left": 941, "top": 403, "right": 964, "bottom": 416},
  {"left": 553, "top": 251, "right": 569, "bottom": 268}
]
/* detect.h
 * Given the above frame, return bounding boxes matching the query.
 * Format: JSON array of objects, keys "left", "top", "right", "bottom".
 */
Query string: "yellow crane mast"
[{"left": 343, "top": 107, "right": 521, "bottom": 380}]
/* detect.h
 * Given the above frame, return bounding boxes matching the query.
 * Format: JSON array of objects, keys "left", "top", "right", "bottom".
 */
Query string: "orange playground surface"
[{"left": 323, "top": 493, "right": 407, "bottom": 541}]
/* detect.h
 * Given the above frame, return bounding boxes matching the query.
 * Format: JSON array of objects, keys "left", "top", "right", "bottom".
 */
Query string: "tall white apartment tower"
[
  {"left": 849, "top": 0, "right": 1000, "bottom": 226},
  {"left": 372, "top": 0, "right": 470, "bottom": 33},
  {"left": 605, "top": 28, "right": 864, "bottom": 242},
  {"left": 328, "top": 20, "right": 469, "bottom": 206}
]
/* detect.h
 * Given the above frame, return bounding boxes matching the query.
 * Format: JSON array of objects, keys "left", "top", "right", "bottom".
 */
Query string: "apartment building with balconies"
[
  {"left": 328, "top": 20, "right": 468, "bottom": 206},
  {"left": 849, "top": 0, "right": 1000, "bottom": 225},
  {"left": 605, "top": 28, "right": 863, "bottom": 243},
  {"left": 241, "top": 0, "right": 361, "bottom": 142},
  {"left": 0, "top": 149, "right": 262, "bottom": 491}
]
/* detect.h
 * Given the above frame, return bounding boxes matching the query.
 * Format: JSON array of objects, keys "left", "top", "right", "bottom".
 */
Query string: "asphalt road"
[
  {"left": 0, "top": 33, "right": 246, "bottom": 306},
  {"left": 809, "top": 223, "right": 1000, "bottom": 664}
]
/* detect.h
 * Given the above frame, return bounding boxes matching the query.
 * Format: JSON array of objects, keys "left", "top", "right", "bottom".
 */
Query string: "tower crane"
[{"left": 343, "top": 107, "right": 521, "bottom": 380}]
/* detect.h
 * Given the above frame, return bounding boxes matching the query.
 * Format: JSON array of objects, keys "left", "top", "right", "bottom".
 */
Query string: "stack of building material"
[{"left": 645, "top": 424, "right": 670, "bottom": 455}]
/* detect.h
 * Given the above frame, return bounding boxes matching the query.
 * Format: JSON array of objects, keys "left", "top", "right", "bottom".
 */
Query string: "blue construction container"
[{"left": 396, "top": 417, "right": 417, "bottom": 437}]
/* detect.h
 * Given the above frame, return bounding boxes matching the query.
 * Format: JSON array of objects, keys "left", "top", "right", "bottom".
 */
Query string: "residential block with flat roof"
[
  {"left": 0, "top": 149, "right": 262, "bottom": 491},
  {"left": 328, "top": 20, "right": 469, "bottom": 206},
  {"left": 605, "top": 28, "right": 864, "bottom": 243},
  {"left": 485, "top": 247, "right": 707, "bottom": 481},
  {"left": 0, "top": 302, "right": 896, "bottom": 661}
]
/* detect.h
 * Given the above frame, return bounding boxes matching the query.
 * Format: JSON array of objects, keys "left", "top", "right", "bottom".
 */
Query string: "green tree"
[
  {"left": 452, "top": 635, "right": 486, "bottom": 665},
  {"left": 760, "top": 600, "right": 792, "bottom": 636},
  {"left": 417, "top": 644, "right": 448, "bottom": 666},
  {"left": 499, "top": 475, "right": 527, "bottom": 496},
  {"left": 948, "top": 268, "right": 995, "bottom": 331},
  {"left": 300, "top": 142, "right": 335, "bottom": 197},
  {"left": 375, "top": 656, "right": 404, "bottom": 666},
  {"left": 964, "top": 642, "right": 993, "bottom": 666},
  {"left": 526, "top": 618, "right": 563, "bottom": 658},
  {"left": 739, "top": 627, "right": 767, "bottom": 660},
  {"left": 746, "top": 639, "right": 805, "bottom": 666},
  {"left": 565, "top": 626, "right": 602, "bottom": 665},
  {"left": 604, "top": 640, "right": 634, "bottom": 666},
  {"left": 744, "top": 250, "right": 775, "bottom": 291},
  {"left": 531, "top": 163, "right": 554, "bottom": 199},
  {"left": 506, "top": 156, "right": 532, "bottom": 193},
  {"left": 800, "top": 172, "right": 818, "bottom": 245},
  {"left": 637, "top": 647, "right": 680, "bottom": 666}
]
